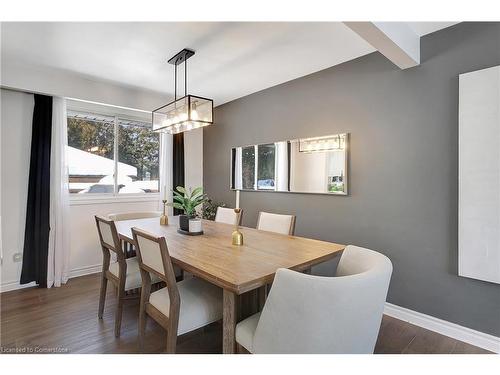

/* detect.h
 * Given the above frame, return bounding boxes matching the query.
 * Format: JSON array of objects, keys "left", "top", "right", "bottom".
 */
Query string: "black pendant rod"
[
  {"left": 174, "top": 63, "right": 177, "bottom": 101},
  {"left": 168, "top": 48, "right": 195, "bottom": 101}
]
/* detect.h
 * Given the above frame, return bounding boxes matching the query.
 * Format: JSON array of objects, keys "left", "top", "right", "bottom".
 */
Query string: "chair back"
[
  {"left": 95, "top": 215, "right": 125, "bottom": 262},
  {"left": 215, "top": 207, "right": 242, "bottom": 225},
  {"left": 132, "top": 228, "right": 180, "bottom": 304},
  {"left": 252, "top": 245, "right": 393, "bottom": 354},
  {"left": 108, "top": 211, "right": 161, "bottom": 221},
  {"left": 256, "top": 211, "right": 296, "bottom": 235}
]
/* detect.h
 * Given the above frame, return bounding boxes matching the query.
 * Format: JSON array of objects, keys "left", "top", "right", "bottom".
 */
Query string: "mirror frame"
[{"left": 229, "top": 133, "right": 349, "bottom": 196}]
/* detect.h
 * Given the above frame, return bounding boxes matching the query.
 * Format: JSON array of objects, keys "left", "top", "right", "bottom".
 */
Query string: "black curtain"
[
  {"left": 20, "top": 94, "right": 53, "bottom": 287},
  {"left": 172, "top": 133, "right": 185, "bottom": 216}
]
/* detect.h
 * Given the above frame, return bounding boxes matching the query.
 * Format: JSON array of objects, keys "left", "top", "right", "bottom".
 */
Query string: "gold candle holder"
[
  {"left": 160, "top": 199, "right": 169, "bottom": 225},
  {"left": 232, "top": 208, "right": 243, "bottom": 246}
]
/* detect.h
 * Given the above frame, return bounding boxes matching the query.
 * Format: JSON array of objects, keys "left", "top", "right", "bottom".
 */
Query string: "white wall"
[
  {"left": 0, "top": 85, "right": 204, "bottom": 292},
  {"left": 67, "top": 128, "right": 203, "bottom": 280},
  {"left": 0, "top": 90, "right": 34, "bottom": 289},
  {"left": 184, "top": 128, "right": 204, "bottom": 191},
  {"left": 68, "top": 199, "right": 158, "bottom": 278}
]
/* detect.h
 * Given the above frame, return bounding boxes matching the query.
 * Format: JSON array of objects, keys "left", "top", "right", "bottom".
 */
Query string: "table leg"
[
  {"left": 239, "top": 288, "right": 264, "bottom": 320},
  {"left": 223, "top": 289, "right": 237, "bottom": 354},
  {"left": 257, "top": 285, "right": 267, "bottom": 310}
]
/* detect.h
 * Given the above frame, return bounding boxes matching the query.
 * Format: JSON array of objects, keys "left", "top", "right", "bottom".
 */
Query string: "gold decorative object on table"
[
  {"left": 160, "top": 200, "right": 169, "bottom": 225},
  {"left": 232, "top": 208, "right": 243, "bottom": 246}
]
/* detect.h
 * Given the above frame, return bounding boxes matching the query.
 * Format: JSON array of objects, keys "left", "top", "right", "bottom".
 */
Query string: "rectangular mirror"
[{"left": 231, "top": 133, "right": 348, "bottom": 195}]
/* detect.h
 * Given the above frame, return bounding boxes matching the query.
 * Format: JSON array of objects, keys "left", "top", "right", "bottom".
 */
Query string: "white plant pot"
[{"left": 188, "top": 218, "right": 202, "bottom": 233}]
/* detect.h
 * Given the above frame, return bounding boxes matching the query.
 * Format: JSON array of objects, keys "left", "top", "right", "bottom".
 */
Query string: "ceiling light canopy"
[{"left": 153, "top": 48, "right": 213, "bottom": 134}]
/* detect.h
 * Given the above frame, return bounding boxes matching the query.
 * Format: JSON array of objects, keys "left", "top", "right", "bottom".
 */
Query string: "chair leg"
[
  {"left": 165, "top": 329, "right": 177, "bottom": 354},
  {"left": 138, "top": 296, "right": 148, "bottom": 352},
  {"left": 114, "top": 287, "right": 125, "bottom": 337},
  {"left": 98, "top": 275, "right": 108, "bottom": 319},
  {"left": 138, "top": 311, "right": 147, "bottom": 352}
]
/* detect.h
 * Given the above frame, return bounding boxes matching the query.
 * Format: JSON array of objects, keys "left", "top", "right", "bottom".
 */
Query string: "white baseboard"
[
  {"left": 384, "top": 302, "right": 500, "bottom": 353},
  {"left": 0, "top": 280, "right": 37, "bottom": 293},
  {"left": 1, "top": 264, "right": 102, "bottom": 293},
  {"left": 68, "top": 264, "right": 102, "bottom": 279}
]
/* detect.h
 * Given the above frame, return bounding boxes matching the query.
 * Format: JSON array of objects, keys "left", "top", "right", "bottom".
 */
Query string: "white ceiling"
[
  {"left": 1, "top": 22, "right": 457, "bottom": 106},
  {"left": 406, "top": 22, "right": 458, "bottom": 36}
]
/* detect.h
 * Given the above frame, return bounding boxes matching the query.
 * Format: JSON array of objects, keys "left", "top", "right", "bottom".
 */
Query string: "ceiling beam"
[{"left": 344, "top": 22, "right": 420, "bottom": 69}]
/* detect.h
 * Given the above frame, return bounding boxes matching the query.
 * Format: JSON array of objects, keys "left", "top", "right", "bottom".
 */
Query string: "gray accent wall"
[{"left": 204, "top": 22, "right": 500, "bottom": 336}]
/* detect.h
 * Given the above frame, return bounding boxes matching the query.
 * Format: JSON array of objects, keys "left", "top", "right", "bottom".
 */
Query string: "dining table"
[{"left": 114, "top": 215, "right": 345, "bottom": 354}]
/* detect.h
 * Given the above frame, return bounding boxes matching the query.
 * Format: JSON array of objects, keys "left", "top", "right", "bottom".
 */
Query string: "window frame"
[
  {"left": 67, "top": 105, "right": 161, "bottom": 205},
  {"left": 256, "top": 143, "right": 276, "bottom": 191}
]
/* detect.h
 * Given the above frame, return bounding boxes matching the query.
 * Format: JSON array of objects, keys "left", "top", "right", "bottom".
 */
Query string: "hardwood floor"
[{"left": 0, "top": 273, "right": 491, "bottom": 354}]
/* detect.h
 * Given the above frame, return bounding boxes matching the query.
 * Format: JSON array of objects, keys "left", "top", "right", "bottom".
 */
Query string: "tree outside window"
[
  {"left": 257, "top": 143, "right": 275, "bottom": 190},
  {"left": 242, "top": 146, "right": 255, "bottom": 190},
  {"left": 67, "top": 114, "right": 159, "bottom": 195}
]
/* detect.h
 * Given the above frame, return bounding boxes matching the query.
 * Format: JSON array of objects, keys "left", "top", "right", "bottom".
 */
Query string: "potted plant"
[
  {"left": 202, "top": 197, "right": 226, "bottom": 221},
  {"left": 169, "top": 186, "right": 207, "bottom": 231}
]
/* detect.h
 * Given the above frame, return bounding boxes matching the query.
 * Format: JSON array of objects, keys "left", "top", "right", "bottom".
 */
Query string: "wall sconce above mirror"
[{"left": 230, "top": 133, "right": 348, "bottom": 195}]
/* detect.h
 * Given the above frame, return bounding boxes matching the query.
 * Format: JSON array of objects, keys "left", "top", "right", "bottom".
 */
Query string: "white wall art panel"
[{"left": 459, "top": 65, "right": 500, "bottom": 284}]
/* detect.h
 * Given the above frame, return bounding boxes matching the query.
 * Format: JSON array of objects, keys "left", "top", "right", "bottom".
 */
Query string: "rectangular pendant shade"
[{"left": 152, "top": 94, "right": 213, "bottom": 134}]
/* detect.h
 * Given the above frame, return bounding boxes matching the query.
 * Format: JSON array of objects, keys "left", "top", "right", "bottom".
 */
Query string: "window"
[
  {"left": 117, "top": 120, "right": 160, "bottom": 194},
  {"left": 241, "top": 146, "right": 255, "bottom": 190},
  {"left": 238, "top": 144, "right": 277, "bottom": 190},
  {"left": 67, "top": 110, "right": 159, "bottom": 195},
  {"left": 326, "top": 151, "right": 345, "bottom": 193},
  {"left": 257, "top": 143, "right": 275, "bottom": 190}
]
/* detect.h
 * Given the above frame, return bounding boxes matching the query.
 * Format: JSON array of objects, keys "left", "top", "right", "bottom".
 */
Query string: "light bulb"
[{"left": 191, "top": 109, "right": 199, "bottom": 120}]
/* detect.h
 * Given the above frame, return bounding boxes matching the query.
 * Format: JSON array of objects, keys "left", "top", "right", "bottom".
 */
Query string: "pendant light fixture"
[{"left": 152, "top": 48, "right": 213, "bottom": 134}]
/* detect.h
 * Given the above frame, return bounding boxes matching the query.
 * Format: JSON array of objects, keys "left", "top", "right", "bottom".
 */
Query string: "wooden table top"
[{"left": 115, "top": 216, "right": 345, "bottom": 294}]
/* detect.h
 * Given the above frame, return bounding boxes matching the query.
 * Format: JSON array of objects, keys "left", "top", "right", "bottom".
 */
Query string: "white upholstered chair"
[
  {"left": 256, "top": 211, "right": 296, "bottom": 235},
  {"left": 235, "top": 245, "right": 393, "bottom": 353},
  {"left": 108, "top": 211, "right": 161, "bottom": 221},
  {"left": 215, "top": 207, "right": 243, "bottom": 225},
  {"left": 132, "top": 227, "right": 223, "bottom": 353}
]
